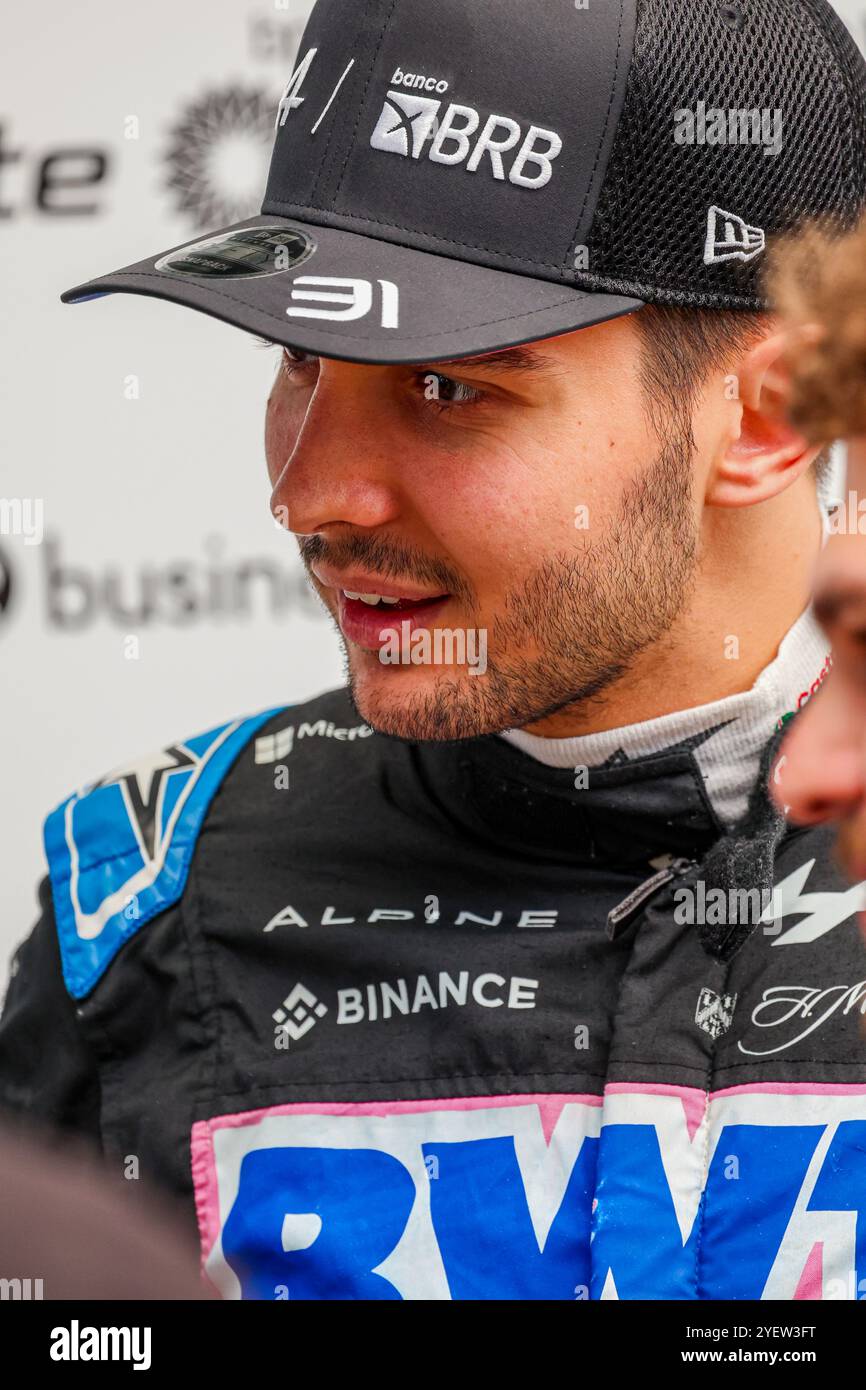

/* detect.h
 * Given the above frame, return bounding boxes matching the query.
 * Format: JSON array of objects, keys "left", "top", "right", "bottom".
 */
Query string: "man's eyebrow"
[{"left": 419, "top": 346, "right": 560, "bottom": 376}]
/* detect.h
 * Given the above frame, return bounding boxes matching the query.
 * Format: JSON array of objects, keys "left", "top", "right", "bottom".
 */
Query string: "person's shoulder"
[
  {"left": 250, "top": 686, "right": 377, "bottom": 767},
  {"left": 42, "top": 688, "right": 361, "bottom": 1000}
]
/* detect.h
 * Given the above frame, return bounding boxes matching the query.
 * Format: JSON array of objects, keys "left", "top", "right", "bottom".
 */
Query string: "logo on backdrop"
[
  {"left": 38, "top": 534, "right": 323, "bottom": 633},
  {"left": 162, "top": 86, "right": 274, "bottom": 226}
]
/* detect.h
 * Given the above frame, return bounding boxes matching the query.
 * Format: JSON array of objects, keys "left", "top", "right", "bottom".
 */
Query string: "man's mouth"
[
  {"left": 342, "top": 590, "right": 438, "bottom": 611},
  {"left": 312, "top": 569, "right": 451, "bottom": 652}
]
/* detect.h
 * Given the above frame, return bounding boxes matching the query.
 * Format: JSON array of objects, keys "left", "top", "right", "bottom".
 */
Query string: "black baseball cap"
[{"left": 62, "top": 0, "right": 866, "bottom": 365}]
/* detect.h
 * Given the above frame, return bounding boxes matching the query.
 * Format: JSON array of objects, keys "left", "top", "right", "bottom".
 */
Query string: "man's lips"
[
  {"left": 311, "top": 566, "right": 448, "bottom": 603},
  {"left": 338, "top": 593, "right": 450, "bottom": 650},
  {"left": 310, "top": 567, "right": 451, "bottom": 651}
]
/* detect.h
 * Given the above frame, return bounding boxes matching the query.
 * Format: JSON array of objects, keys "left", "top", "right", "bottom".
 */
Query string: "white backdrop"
[{"left": 1, "top": 0, "right": 865, "bottom": 966}]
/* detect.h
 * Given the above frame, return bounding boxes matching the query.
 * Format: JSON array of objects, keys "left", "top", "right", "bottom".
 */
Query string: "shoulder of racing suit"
[
  {"left": 42, "top": 688, "right": 370, "bottom": 1001},
  {"left": 23, "top": 690, "right": 866, "bottom": 1298}
]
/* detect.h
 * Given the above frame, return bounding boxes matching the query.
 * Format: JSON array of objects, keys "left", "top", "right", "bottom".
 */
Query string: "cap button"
[{"left": 719, "top": 2, "right": 748, "bottom": 32}]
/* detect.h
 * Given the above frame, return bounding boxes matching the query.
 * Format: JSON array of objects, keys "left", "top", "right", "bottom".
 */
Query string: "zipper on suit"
[{"left": 606, "top": 857, "right": 696, "bottom": 941}]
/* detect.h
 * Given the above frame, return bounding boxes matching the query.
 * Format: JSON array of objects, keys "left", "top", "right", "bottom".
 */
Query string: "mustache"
[{"left": 298, "top": 533, "right": 474, "bottom": 606}]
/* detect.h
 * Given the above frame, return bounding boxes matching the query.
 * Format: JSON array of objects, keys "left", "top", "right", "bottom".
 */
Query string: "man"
[
  {"left": 2, "top": 0, "right": 866, "bottom": 1301},
  {"left": 768, "top": 217, "right": 866, "bottom": 891}
]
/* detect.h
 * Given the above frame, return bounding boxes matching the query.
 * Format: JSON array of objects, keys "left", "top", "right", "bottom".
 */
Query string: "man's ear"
[{"left": 706, "top": 327, "right": 823, "bottom": 508}]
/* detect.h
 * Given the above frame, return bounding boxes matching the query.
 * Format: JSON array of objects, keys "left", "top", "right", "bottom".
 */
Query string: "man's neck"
[
  {"left": 520, "top": 484, "right": 825, "bottom": 740},
  {"left": 503, "top": 603, "right": 830, "bottom": 826}
]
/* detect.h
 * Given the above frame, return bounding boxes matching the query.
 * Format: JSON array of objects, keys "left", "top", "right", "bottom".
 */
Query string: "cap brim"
[{"left": 62, "top": 214, "right": 643, "bottom": 366}]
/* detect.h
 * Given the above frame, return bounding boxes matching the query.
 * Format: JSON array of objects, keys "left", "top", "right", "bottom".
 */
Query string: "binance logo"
[{"left": 273, "top": 983, "right": 328, "bottom": 1043}]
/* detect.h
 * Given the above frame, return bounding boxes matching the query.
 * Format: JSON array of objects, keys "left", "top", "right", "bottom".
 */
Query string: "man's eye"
[
  {"left": 420, "top": 373, "right": 484, "bottom": 407},
  {"left": 282, "top": 347, "right": 318, "bottom": 372}
]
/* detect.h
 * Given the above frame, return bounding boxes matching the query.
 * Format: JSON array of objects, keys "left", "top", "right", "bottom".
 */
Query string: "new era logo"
[
  {"left": 371, "top": 90, "right": 441, "bottom": 159},
  {"left": 273, "top": 983, "right": 328, "bottom": 1042},
  {"left": 704, "top": 206, "right": 766, "bottom": 265}
]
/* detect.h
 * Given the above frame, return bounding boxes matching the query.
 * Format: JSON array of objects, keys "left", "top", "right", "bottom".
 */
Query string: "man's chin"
[{"left": 346, "top": 657, "right": 497, "bottom": 743}]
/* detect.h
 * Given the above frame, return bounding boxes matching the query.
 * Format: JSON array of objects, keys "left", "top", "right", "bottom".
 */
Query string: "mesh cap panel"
[{"left": 582, "top": 0, "right": 866, "bottom": 308}]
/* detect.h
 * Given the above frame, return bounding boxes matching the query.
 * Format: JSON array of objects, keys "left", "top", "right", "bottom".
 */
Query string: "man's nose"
[
  {"left": 773, "top": 679, "right": 866, "bottom": 826},
  {"left": 270, "top": 364, "right": 402, "bottom": 536}
]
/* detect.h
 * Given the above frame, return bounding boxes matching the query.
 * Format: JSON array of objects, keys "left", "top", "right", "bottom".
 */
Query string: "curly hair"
[{"left": 768, "top": 215, "right": 866, "bottom": 445}]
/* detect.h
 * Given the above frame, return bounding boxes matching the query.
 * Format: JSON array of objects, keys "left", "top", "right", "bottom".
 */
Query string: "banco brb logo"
[
  {"left": 370, "top": 87, "right": 563, "bottom": 189},
  {"left": 371, "top": 91, "right": 441, "bottom": 158}
]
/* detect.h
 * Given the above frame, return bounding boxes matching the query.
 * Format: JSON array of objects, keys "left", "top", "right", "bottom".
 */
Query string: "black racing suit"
[{"left": 2, "top": 686, "right": 866, "bottom": 1300}]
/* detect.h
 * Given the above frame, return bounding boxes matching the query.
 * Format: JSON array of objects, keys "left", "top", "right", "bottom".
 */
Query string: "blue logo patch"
[{"left": 44, "top": 708, "right": 282, "bottom": 998}]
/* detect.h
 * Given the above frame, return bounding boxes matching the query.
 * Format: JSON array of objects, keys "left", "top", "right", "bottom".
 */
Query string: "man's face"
[
  {"left": 774, "top": 438, "right": 866, "bottom": 883},
  {"left": 265, "top": 314, "right": 707, "bottom": 741}
]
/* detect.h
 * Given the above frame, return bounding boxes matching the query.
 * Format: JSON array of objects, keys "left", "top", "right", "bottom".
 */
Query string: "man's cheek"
[{"left": 441, "top": 429, "right": 572, "bottom": 530}]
